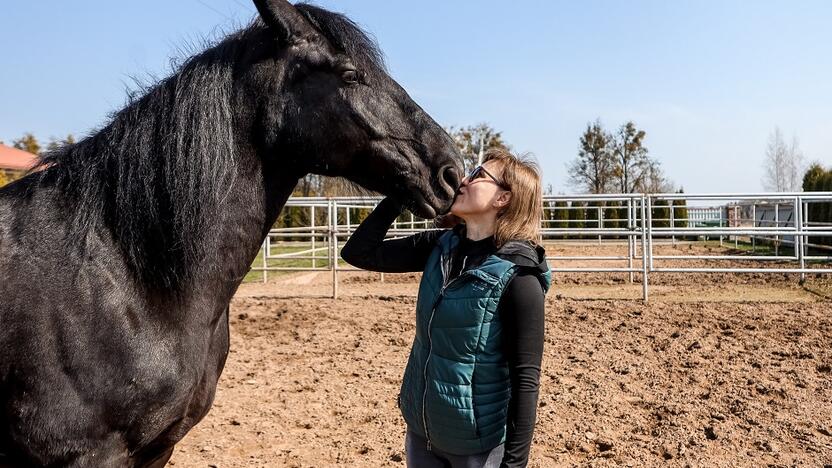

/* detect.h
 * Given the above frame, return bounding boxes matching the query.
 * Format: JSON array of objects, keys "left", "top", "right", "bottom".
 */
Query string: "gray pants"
[{"left": 405, "top": 430, "right": 505, "bottom": 468}]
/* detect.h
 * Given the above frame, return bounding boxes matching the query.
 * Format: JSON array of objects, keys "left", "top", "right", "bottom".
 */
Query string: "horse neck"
[{"left": 188, "top": 145, "right": 301, "bottom": 306}]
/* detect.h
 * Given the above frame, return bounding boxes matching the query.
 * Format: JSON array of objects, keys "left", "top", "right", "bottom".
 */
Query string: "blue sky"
[{"left": 2, "top": 1, "right": 831, "bottom": 193}]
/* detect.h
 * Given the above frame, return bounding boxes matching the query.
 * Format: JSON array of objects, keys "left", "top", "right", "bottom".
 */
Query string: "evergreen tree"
[
  {"left": 617, "top": 204, "right": 630, "bottom": 230},
  {"left": 672, "top": 189, "right": 690, "bottom": 240},
  {"left": 652, "top": 199, "right": 671, "bottom": 228},
  {"left": 45, "top": 134, "right": 76, "bottom": 153},
  {"left": 551, "top": 201, "right": 569, "bottom": 238},
  {"left": 822, "top": 171, "right": 832, "bottom": 246},
  {"left": 569, "top": 202, "right": 586, "bottom": 239},
  {"left": 585, "top": 201, "right": 601, "bottom": 230},
  {"left": 803, "top": 163, "right": 826, "bottom": 245},
  {"left": 600, "top": 201, "right": 617, "bottom": 230}
]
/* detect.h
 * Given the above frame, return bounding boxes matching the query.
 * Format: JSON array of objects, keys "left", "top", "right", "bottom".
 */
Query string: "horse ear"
[{"left": 252, "top": 0, "right": 316, "bottom": 43}]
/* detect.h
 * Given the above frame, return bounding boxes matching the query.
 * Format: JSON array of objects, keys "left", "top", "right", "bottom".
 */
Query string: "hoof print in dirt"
[
  {"left": 754, "top": 440, "right": 778, "bottom": 453},
  {"left": 595, "top": 437, "right": 614, "bottom": 452},
  {"left": 704, "top": 426, "right": 718, "bottom": 440}
]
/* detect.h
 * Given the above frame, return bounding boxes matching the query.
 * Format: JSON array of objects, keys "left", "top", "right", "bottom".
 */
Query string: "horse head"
[{"left": 243, "top": 0, "right": 462, "bottom": 218}]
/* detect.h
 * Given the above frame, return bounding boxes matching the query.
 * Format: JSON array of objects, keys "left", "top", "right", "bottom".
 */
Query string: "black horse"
[{"left": 0, "top": 1, "right": 461, "bottom": 466}]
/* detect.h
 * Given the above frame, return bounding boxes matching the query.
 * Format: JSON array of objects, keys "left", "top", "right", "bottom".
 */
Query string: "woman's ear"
[{"left": 494, "top": 190, "right": 512, "bottom": 209}]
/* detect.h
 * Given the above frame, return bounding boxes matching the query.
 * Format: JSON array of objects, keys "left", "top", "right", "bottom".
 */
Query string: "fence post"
[
  {"left": 311, "top": 205, "right": 316, "bottom": 268},
  {"left": 775, "top": 203, "right": 780, "bottom": 257},
  {"left": 752, "top": 204, "right": 757, "bottom": 252},
  {"left": 796, "top": 196, "right": 804, "bottom": 283},
  {"left": 670, "top": 204, "right": 676, "bottom": 246},
  {"left": 627, "top": 197, "right": 634, "bottom": 284},
  {"left": 265, "top": 231, "right": 271, "bottom": 259},
  {"left": 803, "top": 199, "right": 809, "bottom": 272},
  {"left": 329, "top": 199, "right": 338, "bottom": 299},
  {"left": 346, "top": 205, "right": 351, "bottom": 234},
  {"left": 261, "top": 237, "right": 268, "bottom": 283},
  {"left": 640, "top": 196, "right": 649, "bottom": 302},
  {"left": 646, "top": 196, "right": 654, "bottom": 271}
]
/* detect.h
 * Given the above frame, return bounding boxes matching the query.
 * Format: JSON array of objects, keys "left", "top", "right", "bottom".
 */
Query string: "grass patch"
[
  {"left": 244, "top": 244, "right": 325, "bottom": 283},
  {"left": 702, "top": 239, "right": 832, "bottom": 260},
  {"left": 243, "top": 243, "right": 351, "bottom": 283}
]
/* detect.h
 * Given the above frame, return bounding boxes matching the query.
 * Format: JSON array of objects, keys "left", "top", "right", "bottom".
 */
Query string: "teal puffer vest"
[{"left": 398, "top": 230, "right": 550, "bottom": 455}]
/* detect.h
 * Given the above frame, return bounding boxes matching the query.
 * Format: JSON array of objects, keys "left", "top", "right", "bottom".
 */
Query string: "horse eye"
[{"left": 341, "top": 69, "right": 359, "bottom": 84}]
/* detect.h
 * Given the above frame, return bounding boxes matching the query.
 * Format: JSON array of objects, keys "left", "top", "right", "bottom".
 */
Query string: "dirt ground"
[{"left": 170, "top": 244, "right": 832, "bottom": 467}]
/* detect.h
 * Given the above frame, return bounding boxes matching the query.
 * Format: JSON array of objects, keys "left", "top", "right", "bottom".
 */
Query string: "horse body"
[
  {"left": 0, "top": 168, "right": 287, "bottom": 466},
  {"left": 0, "top": 1, "right": 462, "bottom": 466}
]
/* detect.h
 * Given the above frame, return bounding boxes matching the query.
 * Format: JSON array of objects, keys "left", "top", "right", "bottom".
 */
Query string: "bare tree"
[
  {"left": 567, "top": 119, "right": 615, "bottom": 193},
  {"left": 611, "top": 121, "right": 650, "bottom": 193},
  {"left": 636, "top": 158, "right": 676, "bottom": 193},
  {"left": 762, "top": 127, "right": 804, "bottom": 192},
  {"left": 447, "top": 123, "right": 510, "bottom": 173}
]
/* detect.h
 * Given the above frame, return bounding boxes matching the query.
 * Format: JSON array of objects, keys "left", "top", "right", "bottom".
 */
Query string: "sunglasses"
[{"left": 465, "top": 165, "right": 510, "bottom": 190}]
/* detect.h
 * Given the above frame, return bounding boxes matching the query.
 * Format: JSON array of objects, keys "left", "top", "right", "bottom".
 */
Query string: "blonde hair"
[{"left": 483, "top": 148, "right": 543, "bottom": 248}]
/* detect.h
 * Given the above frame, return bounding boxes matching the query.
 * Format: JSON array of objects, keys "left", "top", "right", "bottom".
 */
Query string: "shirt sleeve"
[
  {"left": 340, "top": 197, "right": 445, "bottom": 273},
  {"left": 499, "top": 270, "right": 546, "bottom": 468}
]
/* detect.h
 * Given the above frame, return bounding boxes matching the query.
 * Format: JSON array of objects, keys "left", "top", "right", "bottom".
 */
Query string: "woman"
[{"left": 341, "top": 148, "right": 550, "bottom": 468}]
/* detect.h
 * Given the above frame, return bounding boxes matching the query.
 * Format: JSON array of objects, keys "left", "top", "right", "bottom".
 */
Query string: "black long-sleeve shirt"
[{"left": 340, "top": 198, "right": 545, "bottom": 468}]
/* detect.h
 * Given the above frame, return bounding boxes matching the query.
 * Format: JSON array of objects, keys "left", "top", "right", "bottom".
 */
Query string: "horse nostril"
[{"left": 439, "top": 164, "right": 461, "bottom": 195}]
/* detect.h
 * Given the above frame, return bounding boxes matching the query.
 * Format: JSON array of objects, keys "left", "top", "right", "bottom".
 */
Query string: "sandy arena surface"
[{"left": 169, "top": 244, "right": 832, "bottom": 467}]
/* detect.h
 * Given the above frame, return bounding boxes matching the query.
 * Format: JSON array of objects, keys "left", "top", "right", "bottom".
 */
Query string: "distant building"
[{"left": 0, "top": 143, "right": 39, "bottom": 182}]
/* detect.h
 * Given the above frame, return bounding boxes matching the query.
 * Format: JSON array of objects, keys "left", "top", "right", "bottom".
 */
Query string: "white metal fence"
[{"left": 252, "top": 193, "right": 832, "bottom": 300}]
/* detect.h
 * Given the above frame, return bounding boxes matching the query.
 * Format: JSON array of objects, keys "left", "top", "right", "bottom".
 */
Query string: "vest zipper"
[
  {"left": 422, "top": 254, "right": 468, "bottom": 451},
  {"left": 422, "top": 303, "right": 436, "bottom": 451}
]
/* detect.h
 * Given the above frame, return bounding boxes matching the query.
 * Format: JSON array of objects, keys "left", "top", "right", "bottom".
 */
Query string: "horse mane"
[
  {"left": 34, "top": 5, "right": 383, "bottom": 291},
  {"left": 35, "top": 29, "right": 251, "bottom": 290}
]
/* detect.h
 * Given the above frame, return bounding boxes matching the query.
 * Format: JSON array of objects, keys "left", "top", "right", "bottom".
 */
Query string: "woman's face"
[{"left": 450, "top": 160, "right": 511, "bottom": 218}]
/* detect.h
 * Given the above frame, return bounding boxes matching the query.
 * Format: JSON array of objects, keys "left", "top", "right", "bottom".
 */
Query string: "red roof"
[{"left": 0, "top": 143, "right": 39, "bottom": 171}]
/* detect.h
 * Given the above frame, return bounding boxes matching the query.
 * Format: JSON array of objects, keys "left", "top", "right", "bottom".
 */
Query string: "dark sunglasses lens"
[{"left": 468, "top": 166, "right": 484, "bottom": 180}]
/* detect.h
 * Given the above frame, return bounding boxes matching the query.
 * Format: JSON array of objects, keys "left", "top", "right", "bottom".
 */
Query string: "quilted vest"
[{"left": 398, "top": 230, "right": 550, "bottom": 455}]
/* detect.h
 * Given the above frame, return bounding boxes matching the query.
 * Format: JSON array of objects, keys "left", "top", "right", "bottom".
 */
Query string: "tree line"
[
  {"left": 2, "top": 132, "right": 76, "bottom": 156},
  {"left": 544, "top": 199, "right": 689, "bottom": 237}
]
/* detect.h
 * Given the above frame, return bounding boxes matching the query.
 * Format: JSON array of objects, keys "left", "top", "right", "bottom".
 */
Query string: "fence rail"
[{"left": 252, "top": 193, "right": 832, "bottom": 300}]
